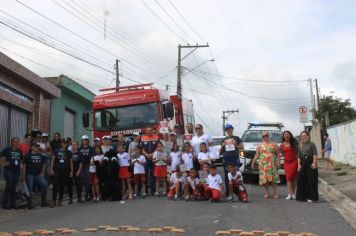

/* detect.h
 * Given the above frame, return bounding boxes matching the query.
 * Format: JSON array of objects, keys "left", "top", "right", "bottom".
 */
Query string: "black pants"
[
  {"left": 67, "top": 175, "right": 82, "bottom": 200},
  {"left": 296, "top": 158, "right": 319, "bottom": 201},
  {"left": 53, "top": 169, "right": 68, "bottom": 201}
]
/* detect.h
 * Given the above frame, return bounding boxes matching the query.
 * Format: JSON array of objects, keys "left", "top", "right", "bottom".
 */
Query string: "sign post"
[{"left": 299, "top": 106, "right": 308, "bottom": 128}]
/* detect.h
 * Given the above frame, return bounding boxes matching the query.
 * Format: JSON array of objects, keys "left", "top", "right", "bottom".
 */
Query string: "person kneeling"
[
  {"left": 184, "top": 169, "right": 204, "bottom": 201},
  {"left": 168, "top": 166, "right": 185, "bottom": 201},
  {"left": 204, "top": 165, "right": 224, "bottom": 202},
  {"left": 227, "top": 163, "right": 248, "bottom": 202}
]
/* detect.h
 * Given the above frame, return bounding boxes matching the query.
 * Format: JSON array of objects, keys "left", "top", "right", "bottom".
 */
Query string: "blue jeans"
[
  {"left": 25, "top": 174, "right": 48, "bottom": 206},
  {"left": 2, "top": 168, "right": 20, "bottom": 209},
  {"left": 81, "top": 165, "right": 92, "bottom": 200}
]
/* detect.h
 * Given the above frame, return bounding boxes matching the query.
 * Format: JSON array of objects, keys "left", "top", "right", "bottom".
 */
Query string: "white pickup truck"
[{"left": 239, "top": 122, "right": 285, "bottom": 177}]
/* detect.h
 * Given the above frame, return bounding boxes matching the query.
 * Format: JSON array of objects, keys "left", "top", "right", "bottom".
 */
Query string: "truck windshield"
[
  {"left": 241, "top": 130, "right": 282, "bottom": 143},
  {"left": 94, "top": 103, "right": 158, "bottom": 130}
]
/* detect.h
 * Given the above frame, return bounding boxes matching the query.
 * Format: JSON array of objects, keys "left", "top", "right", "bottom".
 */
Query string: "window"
[{"left": 94, "top": 103, "right": 158, "bottom": 131}]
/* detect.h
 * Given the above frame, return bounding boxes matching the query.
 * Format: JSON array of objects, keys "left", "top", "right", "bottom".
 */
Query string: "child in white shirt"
[
  {"left": 90, "top": 146, "right": 103, "bottom": 202},
  {"left": 117, "top": 145, "right": 132, "bottom": 200},
  {"left": 131, "top": 145, "right": 146, "bottom": 198},
  {"left": 227, "top": 164, "right": 248, "bottom": 202},
  {"left": 182, "top": 142, "right": 195, "bottom": 174},
  {"left": 184, "top": 169, "right": 204, "bottom": 200},
  {"left": 198, "top": 143, "right": 213, "bottom": 168},
  {"left": 153, "top": 142, "right": 168, "bottom": 196},
  {"left": 204, "top": 165, "right": 224, "bottom": 202},
  {"left": 167, "top": 166, "right": 185, "bottom": 201},
  {"left": 170, "top": 142, "right": 182, "bottom": 172}
]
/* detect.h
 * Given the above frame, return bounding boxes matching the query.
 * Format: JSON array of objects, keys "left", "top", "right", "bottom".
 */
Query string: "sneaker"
[
  {"left": 142, "top": 192, "right": 147, "bottom": 198},
  {"left": 154, "top": 192, "right": 159, "bottom": 196},
  {"left": 133, "top": 193, "right": 138, "bottom": 198},
  {"left": 129, "top": 194, "right": 133, "bottom": 200},
  {"left": 185, "top": 195, "right": 190, "bottom": 201},
  {"left": 228, "top": 196, "right": 234, "bottom": 202},
  {"left": 174, "top": 195, "right": 179, "bottom": 201},
  {"left": 291, "top": 194, "right": 296, "bottom": 200},
  {"left": 307, "top": 199, "right": 313, "bottom": 203},
  {"left": 285, "top": 194, "right": 292, "bottom": 200},
  {"left": 161, "top": 192, "right": 167, "bottom": 196}
]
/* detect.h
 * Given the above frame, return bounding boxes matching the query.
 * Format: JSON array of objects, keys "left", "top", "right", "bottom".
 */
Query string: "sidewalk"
[
  {"left": 318, "top": 158, "right": 356, "bottom": 230},
  {"left": 318, "top": 159, "right": 356, "bottom": 202}
]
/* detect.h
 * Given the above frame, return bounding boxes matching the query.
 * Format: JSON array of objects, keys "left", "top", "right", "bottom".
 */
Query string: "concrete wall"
[
  {"left": 49, "top": 75, "right": 94, "bottom": 142},
  {"left": 327, "top": 119, "right": 356, "bottom": 166}
]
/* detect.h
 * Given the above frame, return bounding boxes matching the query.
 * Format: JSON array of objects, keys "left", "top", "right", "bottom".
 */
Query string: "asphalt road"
[{"left": 0, "top": 183, "right": 355, "bottom": 236}]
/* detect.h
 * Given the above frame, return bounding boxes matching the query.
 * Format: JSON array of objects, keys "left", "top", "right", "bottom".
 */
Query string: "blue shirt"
[
  {"left": 54, "top": 148, "right": 72, "bottom": 171},
  {"left": 24, "top": 152, "right": 46, "bottom": 176},
  {"left": 0, "top": 147, "right": 23, "bottom": 171},
  {"left": 324, "top": 138, "right": 332, "bottom": 151}
]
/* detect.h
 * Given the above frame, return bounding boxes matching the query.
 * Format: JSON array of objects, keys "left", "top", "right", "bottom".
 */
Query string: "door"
[
  {"left": 10, "top": 107, "right": 28, "bottom": 141},
  {"left": 64, "top": 108, "right": 75, "bottom": 140}
]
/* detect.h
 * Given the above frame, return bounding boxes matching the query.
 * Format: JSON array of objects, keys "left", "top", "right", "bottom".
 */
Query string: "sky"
[{"left": 1, "top": 0, "right": 356, "bottom": 136}]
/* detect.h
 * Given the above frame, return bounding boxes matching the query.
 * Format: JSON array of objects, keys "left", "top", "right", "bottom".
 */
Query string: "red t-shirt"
[{"left": 18, "top": 143, "right": 30, "bottom": 156}]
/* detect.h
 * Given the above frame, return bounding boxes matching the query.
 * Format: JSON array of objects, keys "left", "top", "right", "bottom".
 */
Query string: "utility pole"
[
  {"left": 177, "top": 44, "right": 209, "bottom": 98},
  {"left": 222, "top": 110, "right": 239, "bottom": 135},
  {"left": 309, "top": 78, "right": 315, "bottom": 123},
  {"left": 315, "top": 79, "right": 320, "bottom": 112},
  {"left": 115, "top": 59, "right": 120, "bottom": 91}
]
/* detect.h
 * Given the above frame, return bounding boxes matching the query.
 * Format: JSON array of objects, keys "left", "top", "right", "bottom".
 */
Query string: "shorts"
[
  {"left": 154, "top": 165, "right": 167, "bottom": 177},
  {"left": 134, "top": 174, "right": 146, "bottom": 185},
  {"left": 167, "top": 182, "right": 183, "bottom": 197},
  {"left": 119, "top": 166, "right": 132, "bottom": 179},
  {"left": 89, "top": 173, "right": 99, "bottom": 185},
  {"left": 186, "top": 183, "right": 204, "bottom": 197},
  {"left": 324, "top": 151, "right": 331, "bottom": 159}
]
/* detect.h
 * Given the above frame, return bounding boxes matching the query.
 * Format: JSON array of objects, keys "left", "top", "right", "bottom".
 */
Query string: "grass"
[{"left": 336, "top": 171, "right": 348, "bottom": 176}]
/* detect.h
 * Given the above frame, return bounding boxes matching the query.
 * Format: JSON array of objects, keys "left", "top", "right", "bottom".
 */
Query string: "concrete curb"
[{"left": 319, "top": 177, "right": 356, "bottom": 230}]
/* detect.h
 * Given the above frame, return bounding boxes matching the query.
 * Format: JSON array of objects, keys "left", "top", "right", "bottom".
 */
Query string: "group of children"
[{"left": 89, "top": 140, "right": 248, "bottom": 203}]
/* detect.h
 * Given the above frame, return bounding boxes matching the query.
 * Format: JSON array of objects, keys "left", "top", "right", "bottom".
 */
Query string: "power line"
[
  {"left": 13, "top": 0, "right": 155, "bottom": 75},
  {"left": 57, "top": 0, "right": 174, "bottom": 71},
  {"left": 73, "top": 0, "right": 174, "bottom": 65},
  {"left": 154, "top": 0, "right": 197, "bottom": 43},
  {"left": 140, "top": 0, "right": 188, "bottom": 43},
  {"left": 167, "top": 0, "right": 207, "bottom": 43}
]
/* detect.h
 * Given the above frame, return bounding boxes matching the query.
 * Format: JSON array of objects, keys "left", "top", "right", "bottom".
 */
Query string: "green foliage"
[{"left": 316, "top": 95, "right": 356, "bottom": 126}]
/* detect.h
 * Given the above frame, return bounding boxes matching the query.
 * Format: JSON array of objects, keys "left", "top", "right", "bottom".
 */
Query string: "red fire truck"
[{"left": 83, "top": 83, "right": 194, "bottom": 141}]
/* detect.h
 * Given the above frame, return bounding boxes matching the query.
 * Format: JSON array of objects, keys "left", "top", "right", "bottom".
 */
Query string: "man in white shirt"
[
  {"left": 204, "top": 165, "right": 224, "bottom": 202},
  {"left": 191, "top": 124, "right": 213, "bottom": 156}
]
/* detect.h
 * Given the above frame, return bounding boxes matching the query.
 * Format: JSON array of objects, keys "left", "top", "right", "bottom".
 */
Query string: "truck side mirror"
[
  {"left": 164, "top": 102, "right": 174, "bottom": 120},
  {"left": 82, "top": 111, "right": 90, "bottom": 128}
]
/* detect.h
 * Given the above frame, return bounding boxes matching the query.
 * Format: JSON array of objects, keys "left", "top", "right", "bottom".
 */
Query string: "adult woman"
[
  {"left": 280, "top": 131, "right": 298, "bottom": 200},
  {"left": 296, "top": 131, "right": 319, "bottom": 202},
  {"left": 50, "top": 132, "right": 61, "bottom": 151},
  {"left": 251, "top": 131, "right": 280, "bottom": 199},
  {"left": 191, "top": 124, "right": 212, "bottom": 171},
  {"left": 0, "top": 137, "right": 23, "bottom": 209}
]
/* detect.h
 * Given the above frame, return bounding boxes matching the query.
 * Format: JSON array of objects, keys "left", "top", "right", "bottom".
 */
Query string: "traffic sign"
[
  {"left": 299, "top": 106, "right": 308, "bottom": 123},
  {"left": 299, "top": 106, "right": 308, "bottom": 114}
]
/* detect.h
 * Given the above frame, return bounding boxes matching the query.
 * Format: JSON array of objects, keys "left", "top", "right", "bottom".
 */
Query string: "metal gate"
[{"left": 64, "top": 108, "right": 75, "bottom": 140}]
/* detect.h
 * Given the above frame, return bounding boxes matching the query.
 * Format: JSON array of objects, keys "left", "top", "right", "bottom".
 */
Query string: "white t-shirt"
[
  {"left": 186, "top": 176, "right": 200, "bottom": 190},
  {"left": 89, "top": 154, "right": 103, "bottom": 173},
  {"left": 207, "top": 174, "right": 223, "bottom": 191},
  {"left": 117, "top": 152, "right": 130, "bottom": 167},
  {"left": 192, "top": 134, "right": 212, "bottom": 155},
  {"left": 182, "top": 152, "right": 194, "bottom": 171},
  {"left": 132, "top": 155, "right": 146, "bottom": 174},
  {"left": 228, "top": 171, "right": 243, "bottom": 182},
  {"left": 198, "top": 152, "right": 210, "bottom": 163},
  {"left": 153, "top": 151, "right": 167, "bottom": 166},
  {"left": 170, "top": 172, "right": 185, "bottom": 185},
  {"left": 170, "top": 151, "right": 182, "bottom": 171}
]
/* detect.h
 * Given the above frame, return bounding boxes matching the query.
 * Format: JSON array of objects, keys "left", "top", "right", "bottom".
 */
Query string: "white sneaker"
[
  {"left": 228, "top": 196, "right": 234, "bottom": 202},
  {"left": 307, "top": 199, "right": 313, "bottom": 203},
  {"left": 291, "top": 194, "right": 296, "bottom": 200},
  {"left": 285, "top": 194, "right": 292, "bottom": 200}
]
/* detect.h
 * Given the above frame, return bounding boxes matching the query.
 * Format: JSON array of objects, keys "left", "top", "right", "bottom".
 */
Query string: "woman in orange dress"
[
  {"left": 280, "top": 131, "right": 298, "bottom": 200},
  {"left": 252, "top": 131, "right": 280, "bottom": 199}
]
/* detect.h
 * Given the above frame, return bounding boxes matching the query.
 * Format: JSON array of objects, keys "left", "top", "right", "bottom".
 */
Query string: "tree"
[{"left": 316, "top": 95, "right": 356, "bottom": 127}]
